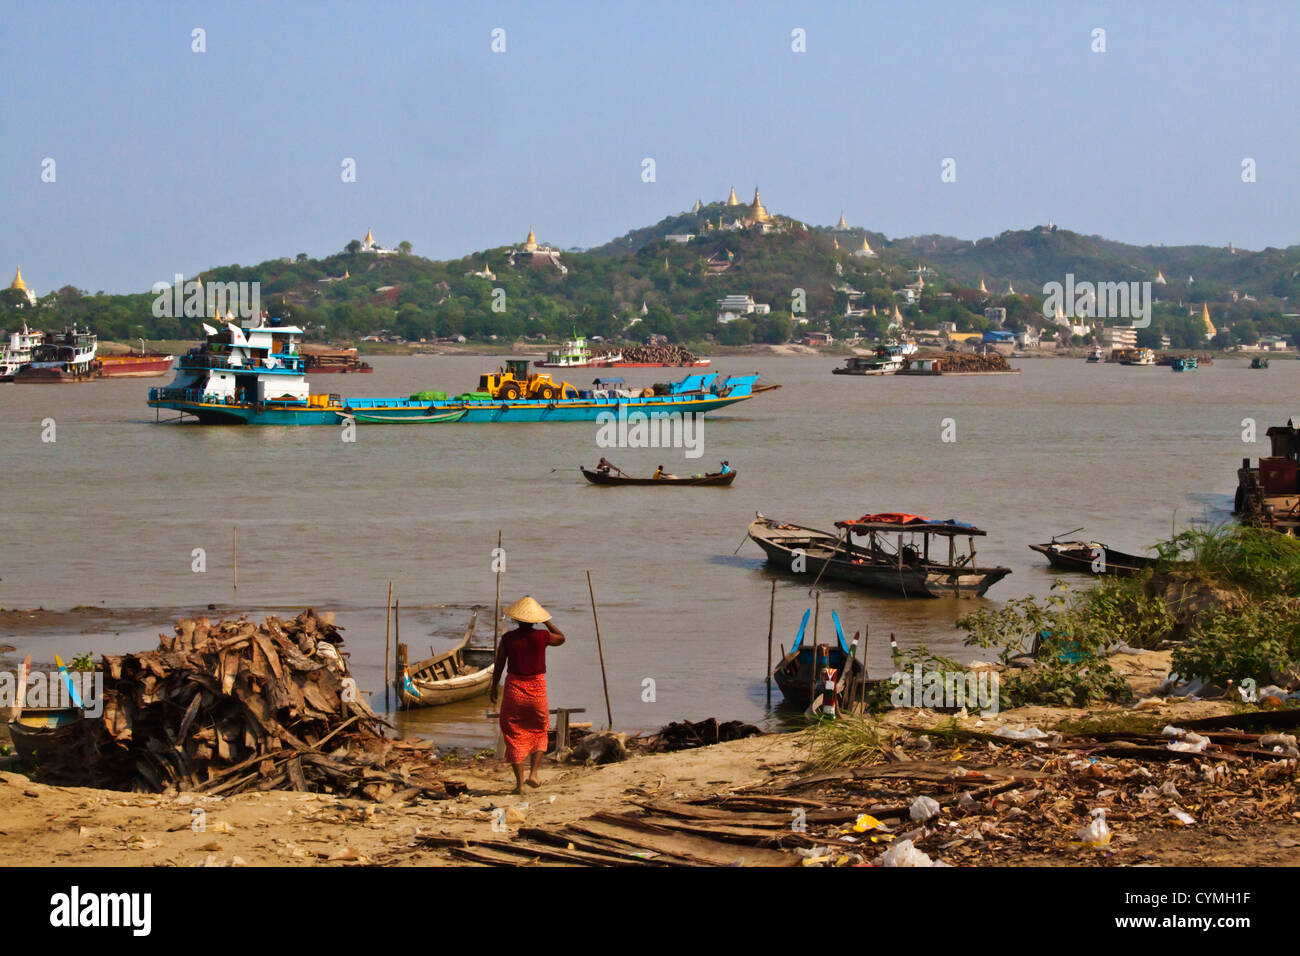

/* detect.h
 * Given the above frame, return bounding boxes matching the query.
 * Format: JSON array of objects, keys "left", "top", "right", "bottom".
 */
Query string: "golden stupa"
[{"left": 726, "top": 186, "right": 740, "bottom": 206}]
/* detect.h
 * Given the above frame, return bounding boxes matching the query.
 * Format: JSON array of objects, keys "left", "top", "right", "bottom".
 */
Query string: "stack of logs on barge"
[{"left": 1236, "top": 421, "right": 1300, "bottom": 533}]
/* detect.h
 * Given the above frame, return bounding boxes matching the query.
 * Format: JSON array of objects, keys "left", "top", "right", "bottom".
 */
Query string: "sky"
[{"left": 3, "top": 0, "right": 1299, "bottom": 294}]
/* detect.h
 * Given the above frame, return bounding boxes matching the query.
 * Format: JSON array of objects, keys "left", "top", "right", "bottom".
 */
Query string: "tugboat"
[
  {"left": 14, "top": 326, "right": 99, "bottom": 383},
  {"left": 148, "top": 317, "right": 764, "bottom": 424},
  {"left": 1171, "top": 356, "right": 1198, "bottom": 372},
  {"left": 535, "top": 334, "right": 621, "bottom": 368},
  {"left": 1086, "top": 345, "right": 1103, "bottom": 363},
  {"left": 1251, "top": 356, "right": 1270, "bottom": 370},
  {"left": 0, "top": 323, "right": 44, "bottom": 380},
  {"left": 1235, "top": 421, "right": 1300, "bottom": 533},
  {"left": 832, "top": 345, "right": 905, "bottom": 375}
]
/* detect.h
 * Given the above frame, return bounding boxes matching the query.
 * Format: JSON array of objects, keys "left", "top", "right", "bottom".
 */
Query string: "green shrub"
[{"left": 1171, "top": 598, "right": 1300, "bottom": 686}]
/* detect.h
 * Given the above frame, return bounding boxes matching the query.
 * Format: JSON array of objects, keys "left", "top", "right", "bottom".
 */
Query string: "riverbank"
[{"left": 3, "top": 645, "right": 1296, "bottom": 867}]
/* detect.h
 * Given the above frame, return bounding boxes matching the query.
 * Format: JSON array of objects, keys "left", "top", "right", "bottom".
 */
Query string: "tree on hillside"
[
  {"left": 398, "top": 241, "right": 413, "bottom": 255},
  {"left": 345, "top": 240, "right": 362, "bottom": 254}
]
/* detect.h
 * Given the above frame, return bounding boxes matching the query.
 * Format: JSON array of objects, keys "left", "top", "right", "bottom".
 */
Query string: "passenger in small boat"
[
  {"left": 490, "top": 596, "right": 566, "bottom": 794},
  {"left": 652, "top": 464, "right": 677, "bottom": 480},
  {"left": 719, "top": 461, "right": 732, "bottom": 475},
  {"left": 595, "top": 457, "right": 613, "bottom": 476}
]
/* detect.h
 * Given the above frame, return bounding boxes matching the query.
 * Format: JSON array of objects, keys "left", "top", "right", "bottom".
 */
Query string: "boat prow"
[{"left": 394, "top": 611, "right": 495, "bottom": 708}]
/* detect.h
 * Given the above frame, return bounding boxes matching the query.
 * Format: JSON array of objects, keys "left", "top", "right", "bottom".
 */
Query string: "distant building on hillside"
[
  {"left": 984, "top": 307, "right": 1007, "bottom": 327},
  {"left": 509, "top": 227, "right": 568, "bottom": 275},
  {"left": 1102, "top": 326, "right": 1138, "bottom": 350},
  {"left": 358, "top": 229, "right": 396, "bottom": 255}
]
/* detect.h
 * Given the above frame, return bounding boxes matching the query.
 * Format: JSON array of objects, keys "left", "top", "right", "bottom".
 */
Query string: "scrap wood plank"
[
  {"left": 517, "top": 827, "right": 665, "bottom": 866},
  {"left": 634, "top": 799, "right": 862, "bottom": 828},
  {"left": 622, "top": 813, "right": 817, "bottom": 851},
  {"left": 580, "top": 814, "right": 799, "bottom": 865}
]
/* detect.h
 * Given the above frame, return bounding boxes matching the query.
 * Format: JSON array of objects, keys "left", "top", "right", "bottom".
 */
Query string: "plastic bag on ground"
[{"left": 909, "top": 795, "right": 941, "bottom": 821}]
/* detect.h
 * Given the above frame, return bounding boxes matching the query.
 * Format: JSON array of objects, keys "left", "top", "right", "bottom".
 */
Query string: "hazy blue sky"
[{"left": 4, "top": 0, "right": 1298, "bottom": 294}]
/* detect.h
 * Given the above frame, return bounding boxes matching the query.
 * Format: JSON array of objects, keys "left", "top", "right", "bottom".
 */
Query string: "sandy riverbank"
[{"left": 3, "top": 647, "right": 1296, "bottom": 867}]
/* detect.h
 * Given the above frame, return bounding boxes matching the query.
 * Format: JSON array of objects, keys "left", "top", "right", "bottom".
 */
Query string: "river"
[{"left": 0, "top": 354, "right": 1287, "bottom": 746}]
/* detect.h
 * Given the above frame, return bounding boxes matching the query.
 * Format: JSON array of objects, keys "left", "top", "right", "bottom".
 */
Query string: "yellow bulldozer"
[{"left": 478, "top": 359, "right": 577, "bottom": 401}]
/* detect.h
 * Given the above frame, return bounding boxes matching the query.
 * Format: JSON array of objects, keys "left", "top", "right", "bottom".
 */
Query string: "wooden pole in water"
[
  {"left": 232, "top": 527, "right": 237, "bottom": 591},
  {"left": 493, "top": 530, "right": 502, "bottom": 655},
  {"left": 766, "top": 580, "right": 775, "bottom": 705},
  {"left": 587, "top": 571, "right": 613, "bottom": 729},
  {"left": 384, "top": 581, "right": 393, "bottom": 711}
]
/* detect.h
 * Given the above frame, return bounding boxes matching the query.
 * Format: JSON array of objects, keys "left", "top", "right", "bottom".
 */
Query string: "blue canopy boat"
[{"left": 771, "top": 608, "right": 865, "bottom": 705}]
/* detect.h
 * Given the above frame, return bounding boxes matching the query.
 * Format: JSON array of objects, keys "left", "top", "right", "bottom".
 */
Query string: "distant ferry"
[
  {"left": 1086, "top": 346, "right": 1103, "bottom": 363},
  {"left": 14, "top": 326, "right": 99, "bottom": 383},
  {"left": 0, "top": 324, "right": 44, "bottom": 380},
  {"left": 535, "top": 335, "right": 710, "bottom": 368},
  {"left": 832, "top": 345, "right": 905, "bottom": 375},
  {"left": 148, "top": 318, "right": 760, "bottom": 424}
]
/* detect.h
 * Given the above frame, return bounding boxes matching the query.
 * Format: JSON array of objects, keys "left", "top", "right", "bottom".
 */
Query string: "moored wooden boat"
[
  {"left": 394, "top": 611, "right": 494, "bottom": 708},
  {"left": 8, "top": 707, "right": 85, "bottom": 763},
  {"left": 581, "top": 466, "right": 736, "bottom": 486},
  {"left": 771, "top": 608, "right": 865, "bottom": 705},
  {"left": 1028, "top": 537, "right": 1155, "bottom": 576},
  {"left": 747, "top": 513, "right": 1011, "bottom": 598}
]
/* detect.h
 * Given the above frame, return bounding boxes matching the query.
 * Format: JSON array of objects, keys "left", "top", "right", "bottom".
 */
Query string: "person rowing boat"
[{"left": 489, "top": 595, "right": 567, "bottom": 794}]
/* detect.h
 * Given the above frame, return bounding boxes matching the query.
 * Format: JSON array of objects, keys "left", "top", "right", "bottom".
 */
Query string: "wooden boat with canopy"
[
  {"left": 747, "top": 512, "right": 1011, "bottom": 598},
  {"left": 393, "top": 611, "right": 495, "bottom": 708}
]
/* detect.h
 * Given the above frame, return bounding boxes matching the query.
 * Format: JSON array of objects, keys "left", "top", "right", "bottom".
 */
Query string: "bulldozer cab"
[{"left": 505, "top": 359, "right": 530, "bottom": 379}]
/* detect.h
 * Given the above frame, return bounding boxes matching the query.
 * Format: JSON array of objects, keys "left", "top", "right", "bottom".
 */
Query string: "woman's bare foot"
[
  {"left": 511, "top": 785, "right": 525, "bottom": 795},
  {"left": 525, "top": 777, "right": 541, "bottom": 788}
]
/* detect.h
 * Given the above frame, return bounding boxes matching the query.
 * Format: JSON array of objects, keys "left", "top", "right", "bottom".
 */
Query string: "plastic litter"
[
  {"left": 879, "top": 838, "right": 946, "bottom": 867},
  {"left": 994, "top": 725, "right": 1048, "bottom": 740},
  {"left": 909, "top": 795, "right": 941, "bottom": 822},
  {"left": 1073, "top": 808, "right": 1111, "bottom": 847},
  {"left": 1166, "top": 733, "right": 1209, "bottom": 754},
  {"left": 1168, "top": 808, "right": 1197, "bottom": 825}
]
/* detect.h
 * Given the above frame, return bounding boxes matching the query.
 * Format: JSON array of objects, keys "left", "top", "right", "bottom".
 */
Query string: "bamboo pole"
[
  {"left": 232, "top": 527, "right": 237, "bottom": 591},
  {"left": 587, "top": 571, "right": 613, "bottom": 729},
  {"left": 384, "top": 581, "right": 393, "bottom": 712},
  {"left": 766, "top": 580, "right": 775, "bottom": 705},
  {"left": 809, "top": 591, "right": 820, "bottom": 707},
  {"left": 493, "top": 530, "right": 502, "bottom": 655}
]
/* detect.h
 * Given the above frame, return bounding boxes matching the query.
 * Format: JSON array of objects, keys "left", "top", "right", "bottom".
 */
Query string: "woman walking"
[{"left": 490, "top": 595, "right": 566, "bottom": 793}]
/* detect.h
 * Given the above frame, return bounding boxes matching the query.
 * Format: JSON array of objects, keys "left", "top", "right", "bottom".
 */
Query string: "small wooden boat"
[
  {"left": 1251, "top": 357, "right": 1270, "bottom": 369},
  {"left": 1172, "top": 356, "right": 1198, "bottom": 372},
  {"left": 771, "top": 608, "right": 865, "bottom": 705},
  {"left": 394, "top": 611, "right": 495, "bottom": 708},
  {"left": 581, "top": 466, "right": 736, "bottom": 486},
  {"left": 1028, "top": 533, "right": 1155, "bottom": 576},
  {"left": 747, "top": 513, "right": 1011, "bottom": 598},
  {"left": 8, "top": 707, "right": 84, "bottom": 763}
]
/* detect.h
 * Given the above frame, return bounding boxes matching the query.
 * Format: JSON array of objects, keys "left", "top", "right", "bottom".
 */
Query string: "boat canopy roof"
[{"left": 835, "top": 513, "right": 985, "bottom": 536}]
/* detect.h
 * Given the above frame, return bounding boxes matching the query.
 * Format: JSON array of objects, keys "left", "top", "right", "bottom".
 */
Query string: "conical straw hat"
[{"left": 503, "top": 595, "right": 551, "bottom": 624}]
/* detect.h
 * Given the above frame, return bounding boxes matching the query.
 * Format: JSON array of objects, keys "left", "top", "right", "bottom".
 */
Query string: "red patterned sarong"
[{"left": 500, "top": 673, "right": 548, "bottom": 763}]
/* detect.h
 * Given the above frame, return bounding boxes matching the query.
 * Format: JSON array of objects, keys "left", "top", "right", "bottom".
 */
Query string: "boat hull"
[
  {"left": 581, "top": 467, "right": 736, "bottom": 486},
  {"left": 1028, "top": 542, "right": 1154, "bottom": 577},
  {"left": 149, "top": 390, "right": 753, "bottom": 424},
  {"left": 772, "top": 648, "right": 864, "bottom": 705},
  {"left": 96, "top": 355, "right": 175, "bottom": 377},
  {"left": 747, "top": 517, "right": 1011, "bottom": 598},
  {"left": 8, "top": 707, "right": 84, "bottom": 762}
]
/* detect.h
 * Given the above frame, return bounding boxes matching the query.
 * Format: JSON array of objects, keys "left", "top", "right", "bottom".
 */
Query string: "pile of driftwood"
[
  {"left": 39, "top": 609, "right": 460, "bottom": 802},
  {"left": 909, "top": 351, "right": 1012, "bottom": 372},
  {"left": 592, "top": 344, "right": 700, "bottom": 365}
]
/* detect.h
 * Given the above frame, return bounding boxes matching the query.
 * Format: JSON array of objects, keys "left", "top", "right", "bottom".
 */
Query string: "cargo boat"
[
  {"left": 96, "top": 350, "right": 175, "bottom": 377},
  {"left": 300, "top": 344, "right": 373, "bottom": 374},
  {"left": 535, "top": 334, "right": 710, "bottom": 368},
  {"left": 14, "top": 326, "right": 99, "bottom": 383},
  {"left": 148, "top": 317, "right": 760, "bottom": 424},
  {"left": 832, "top": 346, "right": 904, "bottom": 375}
]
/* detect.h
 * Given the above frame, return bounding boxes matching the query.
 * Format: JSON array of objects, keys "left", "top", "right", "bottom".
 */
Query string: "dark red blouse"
[{"left": 502, "top": 625, "right": 548, "bottom": 676}]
